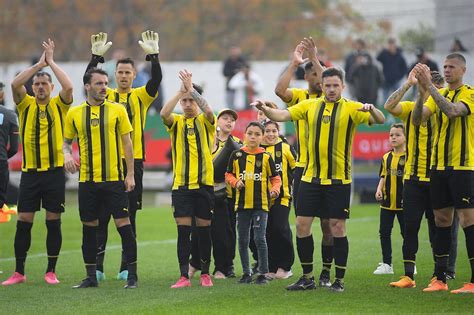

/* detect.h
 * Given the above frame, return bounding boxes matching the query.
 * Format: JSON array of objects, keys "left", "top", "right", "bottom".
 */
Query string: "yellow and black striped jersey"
[
  {"left": 262, "top": 139, "right": 296, "bottom": 207},
  {"left": 285, "top": 88, "right": 323, "bottom": 168},
  {"left": 227, "top": 148, "right": 279, "bottom": 211},
  {"left": 397, "top": 101, "right": 437, "bottom": 182},
  {"left": 106, "top": 86, "right": 157, "bottom": 160},
  {"left": 288, "top": 97, "right": 371, "bottom": 185},
  {"left": 17, "top": 94, "right": 71, "bottom": 172},
  {"left": 425, "top": 85, "right": 474, "bottom": 170},
  {"left": 164, "top": 113, "right": 216, "bottom": 190},
  {"left": 64, "top": 100, "right": 133, "bottom": 182},
  {"left": 379, "top": 150, "right": 405, "bottom": 210}
]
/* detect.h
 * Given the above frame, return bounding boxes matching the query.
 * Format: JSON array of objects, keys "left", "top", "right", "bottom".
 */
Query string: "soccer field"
[{"left": 0, "top": 202, "right": 471, "bottom": 314}]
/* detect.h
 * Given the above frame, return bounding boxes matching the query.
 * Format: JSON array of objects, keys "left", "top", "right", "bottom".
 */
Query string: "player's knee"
[
  {"left": 329, "top": 219, "right": 346, "bottom": 237},
  {"left": 457, "top": 210, "right": 474, "bottom": 228},
  {"left": 18, "top": 212, "right": 34, "bottom": 223},
  {"left": 82, "top": 220, "right": 98, "bottom": 227},
  {"left": 46, "top": 211, "right": 61, "bottom": 221},
  {"left": 195, "top": 217, "right": 211, "bottom": 227}
]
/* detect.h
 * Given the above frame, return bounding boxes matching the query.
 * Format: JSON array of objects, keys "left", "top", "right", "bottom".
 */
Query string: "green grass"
[{"left": 0, "top": 200, "right": 472, "bottom": 314}]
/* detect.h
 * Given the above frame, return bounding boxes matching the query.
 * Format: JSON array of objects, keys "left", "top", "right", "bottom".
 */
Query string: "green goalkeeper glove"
[
  {"left": 91, "top": 32, "right": 112, "bottom": 56},
  {"left": 138, "top": 30, "right": 159, "bottom": 57}
]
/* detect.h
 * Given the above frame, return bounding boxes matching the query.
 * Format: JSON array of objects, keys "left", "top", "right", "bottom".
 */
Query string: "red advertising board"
[{"left": 353, "top": 132, "right": 391, "bottom": 160}]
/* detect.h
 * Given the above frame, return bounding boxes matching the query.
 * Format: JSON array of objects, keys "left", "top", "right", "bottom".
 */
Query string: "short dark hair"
[
  {"left": 83, "top": 68, "right": 108, "bottom": 84},
  {"left": 245, "top": 121, "right": 265, "bottom": 133},
  {"left": 390, "top": 123, "right": 405, "bottom": 133},
  {"left": 33, "top": 71, "right": 52, "bottom": 83},
  {"left": 304, "top": 60, "right": 326, "bottom": 73},
  {"left": 264, "top": 120, "right": 280, "bottom": 131},
  {"left": 322, "top": 67, "right": 345, "bottom": 83},
  {"left": 193, "top": 83, "right": 203, "bottom": 95},
  {"left": 116, "top": 58, "right": 135, "bottom": 68},
  {"left": 446, "top": 53, "right": 466, "bottom": 65},
  {"left": 431, "top": 71, "right": 445, "bottom": 86}
]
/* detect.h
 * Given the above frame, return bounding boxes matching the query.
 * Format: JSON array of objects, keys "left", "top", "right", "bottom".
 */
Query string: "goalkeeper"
[{"left": 85, "top": 30, "right": 163, "bottom": 281}]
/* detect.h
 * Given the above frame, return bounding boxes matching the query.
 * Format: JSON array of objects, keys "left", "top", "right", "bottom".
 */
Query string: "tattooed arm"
[
  {"left": 428, "top": 84, "right": 469, "bottom": 118},
  {"left": 384, "top": 69, "right": 417, "bottom": 116},
  {"left": 190, "top": 88, "right": 214, "bottom": 123}
]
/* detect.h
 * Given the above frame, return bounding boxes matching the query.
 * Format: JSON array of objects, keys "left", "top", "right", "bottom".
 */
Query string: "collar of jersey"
[{"left": 241, "top": 146, "right": 265, "bottom": 154}]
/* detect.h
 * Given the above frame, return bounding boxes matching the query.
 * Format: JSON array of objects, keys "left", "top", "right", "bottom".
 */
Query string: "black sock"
[
  {"left": 117, "top": 224, "right": 137, "bottom": 279},
  {"left": 129, "top": 209, "right": 137, "bottom": 237},
  {"left": 402, "top": 220, "right": 421, "bottom": 279},
  {"left": 82, "top": 225, "right": 98, "bottom": 278},
  {"left": 296, "top": 235, "right": 314, "bottom": 277},
  {"left": 463, "top": 225, "right": 474, "bottom": 283},
  {"left": 321, "top": 244, "right": 333, "bottom": 273},
  {"left": 119, "top": 251, "right": 128, "bottom": 272},
  {"left": 177, "top": 225, "right": 192, "bottom": 278},
  {"left": 45, "top": 219, "right": 62, "bottom": 273},
  {"left": 14, "top": 221, "right": 33, "bottom": 275},
  {"left": 197, "top": 226, "right": 212, "bottom": 275},
  {"left": 333, "top": 236, "right": 349, "bottom": 280},
  {"left": 434, "top": 226, "right": 451, "bottom": 283},
  {"left": 96, "top": 219, "right": 109, "bottom": 273}
]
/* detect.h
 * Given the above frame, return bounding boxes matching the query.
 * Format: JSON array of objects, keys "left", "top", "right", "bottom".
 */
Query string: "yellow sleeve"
[
  {"left": 52, "top": 95, "right": 72, "bottom": 115},
  {"left": 397, "top": 101, "right": 415, "bottom": 122},
  {"left": 284, "top": 143, "right": 296, "bottom": 170},
  {"left": 424, "top": 95, "right": 437, "bottom": 114},
  {"left": 63, "top": 109, "right": 77, "bottom": 140},
  {"left": 349, "top": 101, "right": 371, "bottom": 125},
  {"left": 288, "top": 100, "right": 310, "bottom": 121},
  {"left": 164, "top": 113, "right": 178, "bottom": 131},
  {"left": 134, "top": 86, "right": 157, "bottom": 111},
  {"left": 286, "top": 88, "right": 305, "bottom": 107},
  {"left": 379, "top": 155, "right": 387, "bottom": 178},
  {"left": 16, "top": 94, "right": 34, "bottom": 112},
  {"left": 118, "top": 106, "right": 133, "bottom": 135},
  {"left": 458, "top": 88, "right": 474, "bottom": 114}
]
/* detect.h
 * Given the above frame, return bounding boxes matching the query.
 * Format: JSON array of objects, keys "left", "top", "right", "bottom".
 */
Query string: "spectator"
[
  {"left": 223, "top": 46, "right": 246, "bottom": 109},
  {"left": 408, "top": 47, "right": 439, "bottom": 72},
  {"left": 348, "top": 54, "right": 383, "bottom": 105},
  {"left": 450, "top": 38, "right": 468, "bottom": 53},
  {"left": 377, "top": 38, "right": 408, "bottom": 101},
  {"left": 228, "top": 63, "right": 264, "bottom": 111},
  {"left": 344, "top": 39, "right": 371, "bottom": 97}
]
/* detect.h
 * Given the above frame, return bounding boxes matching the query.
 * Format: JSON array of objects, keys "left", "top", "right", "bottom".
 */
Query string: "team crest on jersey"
[
  {"left": 421, "top": 121, "right": 428, "bottom": 128},
  {"left": 236, "top": 151, "right": 242, "bottom": 157},
  {"left": 322, "top": 115, "right": 331, "bottom": 124},
  {"left": 276, "top": 151, "right": 282, "bottom": 158},
  {"left": 256, "top": 160, "right": 262, "bottom": 167},
  {"left": 38, "top": 110, "right": 46, "bottom": 119},
  {"left": 399, "top": 157, "right": 405, "bottom": 166},
  {"left": 187, "top": 127, "right": 195, "bottom": 136},
  {"left": 91, "top": 118, "right": 100, "bottom": 127}
]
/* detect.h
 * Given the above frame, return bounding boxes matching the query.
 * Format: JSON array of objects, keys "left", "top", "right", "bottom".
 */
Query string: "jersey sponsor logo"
[
  {"left": 388, "top": 168, "right": 403, "bottom": 176},
  {"left": 275, "top": 163, "right": 282, "bottom": 173},
  {"left": 239, "top": 170, "right": 262, "bottom": 181}
]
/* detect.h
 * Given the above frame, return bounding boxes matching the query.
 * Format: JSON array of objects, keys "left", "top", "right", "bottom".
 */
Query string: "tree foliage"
[{"left": 0, "top": 0, "right": 373, "bottom": 62}]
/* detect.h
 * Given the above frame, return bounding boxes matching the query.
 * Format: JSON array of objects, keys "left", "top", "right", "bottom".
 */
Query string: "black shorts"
[
  {"left": 79, "top": 181, "right": 129, "bottom": 222},
  {"left": 124, "top": 160, "right": 144, "bottom": 212},
  {"left": 18, "top": 168, "right": 65, "bottom": 213},
  {"left": 0, "top": 160, "right": 8, "bottom": 207},
  {"left": 296, "top": 181, "right": 351, "bottom": 219},
  {"left": 430, "top": 169, "right": 474, "bottom": 210},
  {"left": 403, "top": 180, "right": 434, "bottom": 222},
  {"left": 292, "top": 166, "right": 304, "bottom": 209},
  {"left": 171, "top": 186, "right": 214, "bottom": 220}
]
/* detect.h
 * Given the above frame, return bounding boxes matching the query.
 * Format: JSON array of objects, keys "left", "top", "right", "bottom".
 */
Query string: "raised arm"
[
  {"left": 301, "top": 37, "right": 324, "bottom": 81},
  {"left": 160, "top": 91, "right": 182, "bottom": 127},
  {"left": 415, "top": 63, "right": 468, "bottom": 119},
  {"left": 43, "top": 39, "right": 73, "bottom": 104},
  {"left": 11, "top": 52, "right": 47, "bottom": 104},
  {"left": 384, "top": 69, "right": 417, "bottom": 116},
  {"left": 121, "top": 133, "right": 135, "bottom": 192},
  {"left": 85, "top": 32, "right": 113, "bottom": 74},
  {"left": 411, "top": 86, "right": 433, "bottom": 126},
  {"left": 137, "top": 30, "right": 163, "bottom": 97},
  {"left": 251, "top": 100, "right": 292, "bottom": 122},
  {"left": 179, "top": 69, "right": 214, "bottom": 123},
  {"left": 275, "top": 43, "right": 306, "bottom": 103}
]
